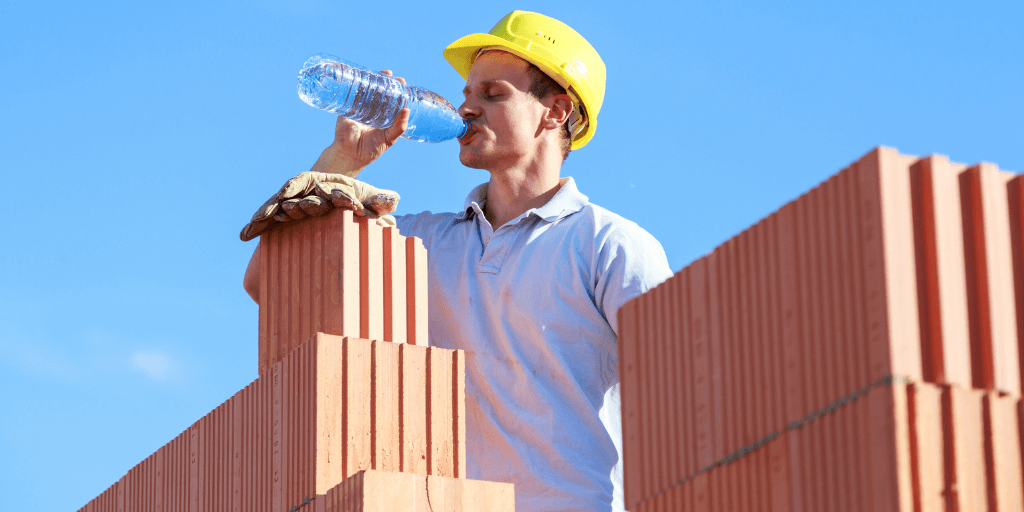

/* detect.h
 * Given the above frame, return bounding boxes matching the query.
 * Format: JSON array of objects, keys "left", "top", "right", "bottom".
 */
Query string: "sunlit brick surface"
[
  {"left": 258, "top": 210, "right": 429, "bottom": 375},
  {"left": 78, "top": 335, "right": 468, "bottom": 511},
  {"left": 309, "top": 470, "right": 514, "bottom": 512},
  {"left": 620, "top": 147, "right": 1023, "bottom": 511}
]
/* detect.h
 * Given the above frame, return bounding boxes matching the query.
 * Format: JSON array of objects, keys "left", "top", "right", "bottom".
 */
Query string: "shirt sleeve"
[
  {"left": 593, "top": 220, "right": 674, "bottom": 337},
  {"left": 393, "top": 211, "right": 455, "bottom": 250}
]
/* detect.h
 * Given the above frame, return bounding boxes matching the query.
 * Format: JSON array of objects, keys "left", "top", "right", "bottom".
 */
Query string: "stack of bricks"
[
  {"left": 78, "top": 210, "right": 514, "bottom": 512},
  {"left": 619, "top": 147, "right": 1024, "bottom": 511}
]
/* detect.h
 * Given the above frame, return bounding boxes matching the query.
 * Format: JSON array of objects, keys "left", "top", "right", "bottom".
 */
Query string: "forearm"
[{"left": 243, "top": 243, "right": 261, "bottom": 303}]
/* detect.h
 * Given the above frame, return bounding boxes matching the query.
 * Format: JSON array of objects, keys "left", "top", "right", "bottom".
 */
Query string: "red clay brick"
[
  {"left": 382, "top": 227, "right": 407, "bottom": 344},
  {"left": 962, "top": 164, "right": 1021, "bottom": 395},
  {"left": 405, "top": 236, "right": 429, "bottom": 346},
  {"left": 79, "top": 335, "right": 466, "bottom": 512},
  {"left": 309, "top": 470, "right": 512, "bottom": 512},
  {"left": 985, "top": 392, "right": 1024, "bottom": 511},
  {"left": 256, "top": 210, "right": 431, "bottom": 375},
  {"left": 617, "top": 297, "right": 641, "bottom": 508}
]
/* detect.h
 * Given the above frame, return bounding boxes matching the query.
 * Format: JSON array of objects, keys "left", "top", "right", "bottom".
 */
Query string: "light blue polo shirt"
[{"left": 395, "top": 177, "right": 672, "bottom": 512}]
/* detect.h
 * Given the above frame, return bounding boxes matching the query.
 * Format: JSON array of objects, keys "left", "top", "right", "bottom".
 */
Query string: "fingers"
[
  {"left": 251, "top": 193, "right": 281, "bottom": 223},
  {"left": 240, "top": 218, "right": 275, "bottom": 242},
  {"left": 280, "top": 198, "right": 309, "bottom": 221},
  {"left": 299, "top": 195, "right": 332, "bottom": 217},
  {"left": 313, "top": 181, "right": 365, "bottom": 211},
  {"left": 383, "top": 108, "right": 410, "bottom": 147},
  {"left": 379, "top": 70, "right": 407, "bottom": 85},
  {"left": 363, "top": 192, "right": 400, "bottom": 216},
  {"left": 347, "top": 179, "right": 400, "bottom": 216},
  {"left": 377, "top": 70, "right": 409, "bottom": 146},
  {"left": 330, "top": 187, "right": 365, "bottom": 212}
]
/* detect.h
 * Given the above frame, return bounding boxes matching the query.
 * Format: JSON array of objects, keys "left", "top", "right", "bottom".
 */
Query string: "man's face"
[{"left": 457, "top": 51, "right": 549, "bottom": 171}]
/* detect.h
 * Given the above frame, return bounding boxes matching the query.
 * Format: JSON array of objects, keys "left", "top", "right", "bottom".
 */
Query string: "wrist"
[{"left": 311, "top": 145, "right": 363, "bottom": 178}]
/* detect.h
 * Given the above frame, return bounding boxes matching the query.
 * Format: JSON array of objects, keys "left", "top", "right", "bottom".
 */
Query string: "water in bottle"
[{"left": 297, "top": 54, "right": 469, "bottom": 143}]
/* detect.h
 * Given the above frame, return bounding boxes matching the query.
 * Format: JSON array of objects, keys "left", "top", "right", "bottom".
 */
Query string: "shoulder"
[
  {"left": 572, "top": 203, "right": 667, "bottom": 262},
  {"left": 567, "top": 202, "right": 673, "bottom": 333},
  {"left": 559, "top": 201, "right": 673, "bottom": 291},
  {"left": 394, "top": 211, "right": 462, "bottom": 239}
]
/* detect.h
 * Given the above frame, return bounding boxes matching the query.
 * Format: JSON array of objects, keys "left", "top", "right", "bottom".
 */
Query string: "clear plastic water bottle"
[{"left": 297, "top": 53, "right": 469, "bottom": 143}]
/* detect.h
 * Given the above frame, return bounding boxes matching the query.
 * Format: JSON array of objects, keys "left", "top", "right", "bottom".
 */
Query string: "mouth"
[{"left": 459, "top": 128, "right": 478, "bottom": 146}]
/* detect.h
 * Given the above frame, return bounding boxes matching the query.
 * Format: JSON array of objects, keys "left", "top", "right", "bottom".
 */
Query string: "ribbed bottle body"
[{"left": 297, "top": 54, "right": 468, "bottom": 143}]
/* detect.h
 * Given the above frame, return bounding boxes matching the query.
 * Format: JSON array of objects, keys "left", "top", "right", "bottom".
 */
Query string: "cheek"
[{"left": 496, "top": 107, "right": 536, "bottom": 141}]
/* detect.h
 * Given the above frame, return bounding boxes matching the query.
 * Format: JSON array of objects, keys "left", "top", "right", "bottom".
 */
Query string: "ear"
[{"left": 541, "top": 93, "right": 574, "bottom": 131}]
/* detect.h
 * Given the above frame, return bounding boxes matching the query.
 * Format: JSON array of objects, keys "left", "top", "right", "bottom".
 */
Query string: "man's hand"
[
  {"left": 240, "top": 71, "right": 409, "bottom": 242},
  {"left": 309, "top": 71, "right": 411, "bottom": 178},
  {"left": 240, "top": 173, "right": 401, "bottom": 241},
  {"left": 310, "top": 106, "right": 411, "bottom": 178}
]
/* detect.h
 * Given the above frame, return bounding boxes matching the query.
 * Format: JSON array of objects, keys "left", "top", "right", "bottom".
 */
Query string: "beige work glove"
[{"left": 240, "top": 172, "right": 400, "bottom": 241}]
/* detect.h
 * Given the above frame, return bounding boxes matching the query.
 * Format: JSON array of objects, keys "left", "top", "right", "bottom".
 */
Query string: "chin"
[{"left": 458, "top": 148, "right": 488, "bottom": 170}]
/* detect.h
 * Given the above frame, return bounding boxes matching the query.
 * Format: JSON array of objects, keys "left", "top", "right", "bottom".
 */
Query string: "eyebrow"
[{"left": 463, "top": 80, "right": 499, "bottom": 97}]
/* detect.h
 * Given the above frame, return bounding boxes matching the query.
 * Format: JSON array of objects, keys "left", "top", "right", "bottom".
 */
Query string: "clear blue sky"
[{"left": 1, "top": 0, "right": 1020, "bottom": 509}]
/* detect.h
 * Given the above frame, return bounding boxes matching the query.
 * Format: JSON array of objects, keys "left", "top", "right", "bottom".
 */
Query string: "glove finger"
[
  {"left": 273, "top": 212, "right": 295, "bottom": 223},
  {"left": 250, "top": 194, "right": 281, "bottom": 223},
  {"left": 328, "top": 187, "right": 365, "bottom": 211},
  {"left": 350, "top": 181, "right": 400, "bottom": 215},
  {"left": 375, "top": 214, "right": 397, "bottom": 228},
  {"left": 299, "top": 195, "right": 333, "bottom": 217},
  {"left": 281, "top": 198, "right": 309, "bottom": 220},
  {"left": 363, "top": 191, "right": 400, "bottom": 216},
  {"left": 240, "top": 218, "right": 275, "bottom": 242},
  {"left": 314, "top": 181, "right": 354, "bottom": 200}
]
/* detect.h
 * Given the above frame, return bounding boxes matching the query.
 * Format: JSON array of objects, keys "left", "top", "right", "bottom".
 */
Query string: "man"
[{"left": 244, "top": 11, "right": 671, "bottom": 511}]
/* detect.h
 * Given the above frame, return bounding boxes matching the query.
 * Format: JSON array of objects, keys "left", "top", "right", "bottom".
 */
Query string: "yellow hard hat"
[{"left": 443, "top": 11, "right": 606, "bottom": 150}]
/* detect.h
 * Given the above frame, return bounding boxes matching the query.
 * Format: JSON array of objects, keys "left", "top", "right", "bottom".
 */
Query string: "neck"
[{"left": 483, "top": 158, "right": 563, "bottom": 228}]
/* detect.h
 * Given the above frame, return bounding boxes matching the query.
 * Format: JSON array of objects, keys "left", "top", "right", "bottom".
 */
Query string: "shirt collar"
[
  {"left": 454, "top": 177, "right": 589, "bottom": 223},
  {"left": 455, "top": 181, "right": 490, "bottom": 221}
]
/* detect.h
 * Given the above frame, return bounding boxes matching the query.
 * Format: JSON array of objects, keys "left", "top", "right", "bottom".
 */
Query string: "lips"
[{"left": 459, "top": 127, "right": 478, "bottom": 146}]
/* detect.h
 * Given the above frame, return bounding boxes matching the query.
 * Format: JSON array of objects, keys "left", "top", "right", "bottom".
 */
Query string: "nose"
[{"left": 458, "top": 98, "right": 479, "bottom": 121}]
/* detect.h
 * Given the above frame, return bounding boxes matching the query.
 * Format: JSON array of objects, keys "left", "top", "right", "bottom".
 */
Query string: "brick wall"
[{"left": 620, "top": 146, "right": 1024, "bottom": 511}]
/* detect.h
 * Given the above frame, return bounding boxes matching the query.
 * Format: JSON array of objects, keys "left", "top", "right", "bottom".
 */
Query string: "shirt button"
[{"left": 484, "top": 236, "right": 490, "bottom": 244}]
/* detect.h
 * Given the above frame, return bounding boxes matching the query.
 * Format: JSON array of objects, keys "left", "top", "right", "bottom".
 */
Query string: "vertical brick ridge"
[
  {"left": 911, "top": 159, "right": 945, "bottom": 384},
  {"left": 286, "top": 222, "right": 298, "bottom": 362},
  {"left": 452, "top": 349, "right": 464, "bottom": 479},
  {"left": 312, "top": 210, "right": 325, "bottom": 341},
  {"left": 398, "top": 343, "right": 406, "bottom": 473},
  {"left": 406, "top": 236, "right": 429, "bottom": 346},
  {"left": 982, "top": 394, "right": 998, "bottom": 512},
  {"left": 963, "top": 168, "right": 996, "bottom": 390},
  {"left": 271, "top": 362, "right": 283, "bottom": 512},
  {"left": 425, "top": 345, "right": 434, "bottom": 476},
  {"left": 1008, "top": 176, "right": 1024, "bottom": 394},
  {"left": 383, "top": 227, "right": 408, "bottom": 343},
  {"left": 300, "top": 217, "right": 313, "bottom": 363},
  {"left": 907, "top": 384, "right": 924, "bottom": 512},
  {"left": 370, "top": 338, "right": 378, "bottom": 470},
  {"left": 340, "top": 336, "right": 349, "bottom": 482}
]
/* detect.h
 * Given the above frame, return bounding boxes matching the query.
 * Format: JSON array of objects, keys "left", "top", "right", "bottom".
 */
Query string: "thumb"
[{"left": 383, "top": 108, "right": 410, "bottom": 147}]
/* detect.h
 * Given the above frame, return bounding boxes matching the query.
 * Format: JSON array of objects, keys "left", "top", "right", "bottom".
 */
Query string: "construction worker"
[{"left": 243, "top": 11, "right": 671, "bottom": 511}]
